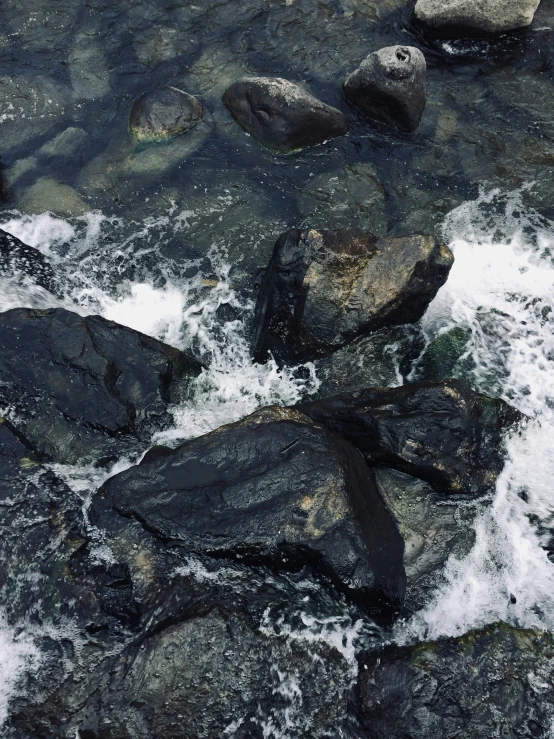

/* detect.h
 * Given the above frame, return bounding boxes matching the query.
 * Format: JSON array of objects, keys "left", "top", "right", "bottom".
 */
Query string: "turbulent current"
[{"left": 2, "top": 188, "right": 554, "bottom": 733}]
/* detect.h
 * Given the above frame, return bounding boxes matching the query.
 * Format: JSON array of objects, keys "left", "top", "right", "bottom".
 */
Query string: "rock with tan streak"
[
  {"left": 94, "top": 405, "right": 406, "bottom": 610},
  {"left": 253, "top": 228, "right": 453, "bottom": 362}
]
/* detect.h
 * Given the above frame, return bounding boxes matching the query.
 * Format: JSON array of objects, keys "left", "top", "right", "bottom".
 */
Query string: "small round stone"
[{"left": 129, "top": 86, "right": 203, "bottom": 142}]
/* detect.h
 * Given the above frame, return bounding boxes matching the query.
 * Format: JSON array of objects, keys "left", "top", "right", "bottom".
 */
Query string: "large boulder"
[
  {"left": 0, "top": 308, "right": 202, "bottom": 465},
  {"left": 0, "top": 229, "right": 56, "bottom": 292},
  {"left": 344, "top": 46, "right": 427, "bottom": 133},
  {"left": 129, "top": 87, "right": 204, "bottom": 142},
  {"left": 95, "top": 405, "right": 406, "bottom": 610},
  {"left": 299, "top": 380, "right": 522, "bottom": 496},
  {"left": 356, "top": 624, "right": 554, "bottom": 738},
  {"left": 413, "top": 0, "right": 541, "bottom": 38},
  {"left": 253, "top": 228, "right": 453, "bottom": 362},
  {"left": 222, "top": 77, "right": 349, "bottom": 153}
]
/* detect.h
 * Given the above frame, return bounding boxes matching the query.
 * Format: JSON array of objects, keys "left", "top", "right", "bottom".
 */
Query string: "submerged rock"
[
  {"left": 0, "top": 229, "right": 56, "bottom": 291},
  {"left": 0, "top": 308, "right": 202, "bottom": 465},
  {"left": 129, "top": 87, "right": 203, "bottom": 142},
  {"left": 253, "top": 228, "right": 453, "bottom": 362},
  {"left": 313, "top": 325, "right": 424, "bottom": 399},
  {"left": 222, "top": 77, "right": 349, "bottom": 153},
  {"left": 95, "top": 405, "right": 406, "bottom": 609},
  {"left": 356, "top": 624, "right": 554, "bottom": 738},
  {"left": 344, "top": 46, "right": 427, "bottom": 133},
  {"left": 299, "top": 380, "right": 522, "bottom": 496},
  {"left": 413, "top": 0, "right": 541, "bottom": 38}
]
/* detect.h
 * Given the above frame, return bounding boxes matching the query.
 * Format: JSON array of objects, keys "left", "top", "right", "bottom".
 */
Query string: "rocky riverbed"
[{"left": 0, "top": 0, "right": 553, "bottom": 737}]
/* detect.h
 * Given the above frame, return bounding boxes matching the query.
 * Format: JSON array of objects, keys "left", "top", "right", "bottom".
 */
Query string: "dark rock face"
[
  {"left": 253, "top": 228, "right": 453, "bottom": 363},
  {"left": 344, "top": 46, "right": 427, "bottom": 133},
  {"left": 129, "top": 87, "right": 203, "bottom": 142},
  {"left": 299, "top": 380, "right": 522, "bottom": 496},
  {"left": 413, "top": 0, "right": 541, "bottom": 38},
  {"left": 222, "top": 77, "right": 349, "bottom": 153},
  {"left": 0, "top": 229, "right": 56, "bottom": 291},
  {"left": 95, "top": 405, "right": 406, "bottom": 609},
  {"left": 0, "top": 308, "right": 202, "bottom": 465},
  {"left": 356, "top": 624, "right": 554, "bottom": 738}
]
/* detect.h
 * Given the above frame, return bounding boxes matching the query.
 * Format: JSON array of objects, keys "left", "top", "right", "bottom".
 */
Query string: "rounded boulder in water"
[
  {"left": 129, "top": 87, "right": 204, "bottom": 142},
  {"left": 344, "top": 46, "right": 427, "bottom": 134},
  {"left": 413, "top": 0, "right": 541, "bottom": 38},
  {"left": 222, "top": 76, "right": 349, "bottom": 153}
]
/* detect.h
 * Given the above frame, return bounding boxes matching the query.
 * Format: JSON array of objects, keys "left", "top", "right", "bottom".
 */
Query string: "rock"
[
  {"left": 374, "top": 468, "right": 479, "bottom": 612},
  {"left": 253, "top": 228, "right": 453, "bottom": 363},
  {"left": 18, "top": 177, "right": 89, "bottom": 217},
  {"left": 38, "top": 126, "right": 88, "bottom": 159},
  {"left": 129, "top": 87, "right": 204, "bottom": 142},
  {"left": 413, "top": 0, "right": 541, "bottom": 38},
  {"left": 0, "top": 308, "right": 202, "bottom": 465},
  {"left": 299, "top": 380, "right": 522, "bottom": 496},
  {"left": 72, "top": 602, "right": 358, "bottom": 739},
  {"left": 356, "top": 624, "right": 554, "bottom": 738},
  {"left": 95, "top": 405, "right": 406, "bottom": 609},
  {"left": 0, "top": 229, "right": 56, "bottom": 291},
  {"left": 313, "top": 325, "right": 424, "bottom": 399},
  {"left": 344, "top": 46, "right": 427, "bottom": 133},
  {"left": 222, "top": 77, "right": 349, "bottom": 153}
]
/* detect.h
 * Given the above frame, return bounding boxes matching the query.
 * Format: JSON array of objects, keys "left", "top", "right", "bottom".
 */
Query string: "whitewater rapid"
[{"left": 1, "top": 188, "right": 554, "bottom": 726}]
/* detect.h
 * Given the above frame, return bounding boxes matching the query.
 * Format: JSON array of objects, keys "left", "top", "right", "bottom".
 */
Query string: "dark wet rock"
[
  {"left": 253, "top": 228, "right": 453, "bottom": 363},
  {"left": 313, "top": 326, "right": 424, "bottom": 400},
  {"left": 95, "top": 405, "right": 406, "bottom": 609},
  {"left": 0, "top": 308, "right": 202, "bottom": 465},
  {"left": 299, "top": 380, "right": 522, "bottom": 496},
  {"left": 413, "top": 0, "right": 541, "bottom": 38},
  {"left": 129, "top": 87, "right": 203, "bottom": 142},
  {"left": 375, "top": 468, "right": 479, "bottom": 612},
  {"left": 356, "top": 623, "right": 554, "bottom": 738},
  {"left": 72, "top": 603, "right": 359, "bottom": 739},
  {"left": 222, "top": 77, "right": 349, "bottom": 153},
  {"left": 0, "top": 229, "right": 56, "bottom": 291},
  {"left": 344, "top": 46, "right": 427, "bottom": 133}
]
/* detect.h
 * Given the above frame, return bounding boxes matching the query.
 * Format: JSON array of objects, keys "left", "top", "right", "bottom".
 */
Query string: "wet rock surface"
[
  {"left": 356, "top": 623, "right": 554, "bottom": 738},
  {"left": 299, "top": 380, "right": 522, "bottom": 496},
  {"left": 414, "top": 0, "right": 542, "bottom": 38},
  {"left": 129, "top": 86, "right": 203, "bottom": 142},
  {"left": 344, "top": 46, "right": 427, "bottom": 133},
  {"left": 223, "top": 77, "right": 349, "bottom": 153},
  {"left": 253, "top": 228, "right": 453, "bottom": 362},
  {"left": 0, "top": 229, "right": 56, "bottom": 291},
  {"left": 375, "top": 468, "right": 479, "bottom": 612},
  {"left": 0, "top": 308, "right": 202, "bottom": 465},
  {"left": 95, "top": 405, "right": 406, "bottom": 609}
]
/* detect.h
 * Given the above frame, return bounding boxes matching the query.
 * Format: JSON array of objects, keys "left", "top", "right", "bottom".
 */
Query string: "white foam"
[
  {"left": 400, "top": 188, "right": 554, "bottom": 640},
  {"left": 0, "top": 615, "right": 40, "bottom": 726},
  {"left": 0, "top": 209, "right": 319, "bottom": 445}
]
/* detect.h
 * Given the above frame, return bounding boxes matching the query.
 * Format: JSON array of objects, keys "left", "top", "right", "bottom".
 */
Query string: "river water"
[{"left": 1, "top": 187, "right": 554, "bottom": 732}]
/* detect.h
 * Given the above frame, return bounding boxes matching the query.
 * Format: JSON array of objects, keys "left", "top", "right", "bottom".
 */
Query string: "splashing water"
[
  {"left": 401, "top": 188, "right": 554, "bottom": 640},
  {"left": 0, "top": 209, "right": 319, "bottom": 444}
]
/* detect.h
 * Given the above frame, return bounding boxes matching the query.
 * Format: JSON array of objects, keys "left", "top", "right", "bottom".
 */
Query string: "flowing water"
[{"left": 2, "top": 187, "right": 554, "bottom": 732}]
